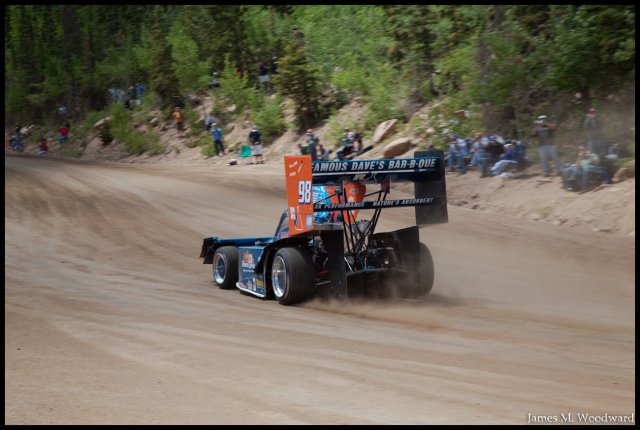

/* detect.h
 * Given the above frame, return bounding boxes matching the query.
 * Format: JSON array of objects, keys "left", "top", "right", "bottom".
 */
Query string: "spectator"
[
  {"left": 345, "top": 127, "right": 355, "bottom": 142},
  {"left": 204, "top": 112, "right": 216, "bottom": 132},
  {"left": 490, "top": 142, "right": 519, "bottom": 176},
  {"left": 317, "top": 143, "right": 331, "bottom": 161},
  {"left": 562, "top": 144, "right": 602, "bottom": 192},
  {"left": 336, "top": 133, "right": 355, "bottom": 160},
  {"left": 468, "top": 132, "right": 484, "bottom": 167},
  {"left": 58, "top": 105, "right": 68, "bottom": 117},
  {"left": 352, "top": 130, "right": 363, "bottom": 152},
  {"left": 136, "top": 83, "right": 144, "bottom": 105},
  {"left": 249, "top": 125, "right": 264, "bottom": 164},
  {"left": 211, "top": 123, "right": 225, "bottom": 156},
  {"left": 446, "top": 135, "right": 460, "bottom": 173},
  {"left": 457, "top": 137, "right": 471, "bottom": 174},
  {"left": 297, "top": 142, "right": 310, "bottom": 155},
  {"left": 476, "top": 134, "right": 504, "bottom": 178},
  {"left": 128, "top": 84, "right": 137, "bottom": 103},
  {"left": 306, "top": 128, "right": 319, "bottom": 161},
  {"left": 58, "top": 124, "right": 69, "bottom": 144},
  {"left": 258, "top": 62, "right": 270, "bottom": 90},
  {"left": 173, "top": 106, "right": 185, "bottom": 132},
  {"left": 270, "top": 56, "right": 278, "bottom": 75},
  {"left": 208, "top": 72, "right": 220, "bottom": 89},
  {"left": 532, "top": 115, "right": 562, "bottom": 177},
  {"left": 583, "top": 107, "right": 605, "bottom": 157},
  {"left": 36, "top": 138, "right": 48, "bottom": 156}
]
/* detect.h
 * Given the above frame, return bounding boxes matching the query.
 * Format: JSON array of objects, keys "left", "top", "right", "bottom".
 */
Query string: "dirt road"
[{"left": 5, "top": 154, "right": 635, "bottom": 424}]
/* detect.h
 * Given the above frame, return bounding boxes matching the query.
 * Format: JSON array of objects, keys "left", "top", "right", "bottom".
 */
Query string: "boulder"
[
  {"left": 149, "top": 117, "right": 159, "bottom": 127},
  {"left": 94, "top": 116, "right": 112, "bottom": 129},
  {"left": 373, "top": 119, "right": 398, "bottom": 144},
  {"left": 612, "top": 167, "right": 628, "bottom": 183},
  {"left": 382, "top": 137, "right": 411, "bottom": 158}
]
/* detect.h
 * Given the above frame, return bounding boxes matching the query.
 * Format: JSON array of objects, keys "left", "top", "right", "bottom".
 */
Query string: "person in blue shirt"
[{"left": 211, "top": 123, "right": 225, "bottom": 156}]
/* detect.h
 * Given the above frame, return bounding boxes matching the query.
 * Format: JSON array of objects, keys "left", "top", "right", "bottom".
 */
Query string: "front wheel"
[
  {"left": 271, "top": 247, "right": 315, "bottom": 305},
  {"left": 212, "top": 246, "right": 239, "bottom": 289}
]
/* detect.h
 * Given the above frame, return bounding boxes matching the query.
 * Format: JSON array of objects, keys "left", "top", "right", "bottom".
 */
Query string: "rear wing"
[{"left": 284, "top": 150, "right": 447, "bottom": 235}]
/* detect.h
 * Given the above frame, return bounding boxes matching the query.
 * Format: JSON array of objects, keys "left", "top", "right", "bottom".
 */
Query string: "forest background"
[{"left": 4, "top": 5, "right": 636, "bottom": 160}]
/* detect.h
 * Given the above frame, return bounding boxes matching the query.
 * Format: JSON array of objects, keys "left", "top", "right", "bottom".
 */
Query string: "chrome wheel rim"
[
  {"left": 213, "top": 253, "right": 227, "bottom": 284},
  {"left": 272, "top": 256, "right": 287, "bottom": 298}
]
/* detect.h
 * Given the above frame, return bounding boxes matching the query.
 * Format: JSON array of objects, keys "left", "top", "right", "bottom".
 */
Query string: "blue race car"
[{"left": 200, "top": 151, "right": 448, "bottom": 305}]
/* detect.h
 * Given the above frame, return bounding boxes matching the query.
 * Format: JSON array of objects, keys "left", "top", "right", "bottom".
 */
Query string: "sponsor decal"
[
  {"left": 314, "top": 197, "right": 435, "bottom": 211},
  {"left": 312, "top": 158, "right": 438, "bottom": 174},
  {"left": 242, "top": 251, "right": 255, "bottom": 270}
]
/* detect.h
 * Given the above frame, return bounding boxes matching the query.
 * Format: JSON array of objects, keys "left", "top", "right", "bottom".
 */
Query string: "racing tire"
[
  {"left": 406, "top": 243, "right": 435, "bottom": 297},
  {"left": 212, "top": 246, "right": 239, "bottom": 290},
  {"left": 271, "top": 247, "right": 315, "bottom": 305}
]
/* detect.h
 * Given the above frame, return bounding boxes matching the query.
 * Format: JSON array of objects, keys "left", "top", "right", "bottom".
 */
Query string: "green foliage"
[
  {"left": 219, "top": 55, "right": 262, "bottom": 115},
  {"left": 363, "top": 64, "right": 403, "bottom": 130},
  {"left": 251, "top": 96, "right": 286, "bottom": 142},
  {"left": 182, "top": 107, "right": 200, "bottom": 136},
  {"left": 167, "top": 26, "right": 210, "bottom": 93},
  {"left": 273, "top": 42, "right": 322, "bottom": 131},
  {"left": 105, "top": 102, "right": 151, "bottom": 155},
  {"left": 4, "top": 4, "right": 636, "bottom": 151},
  {"left": 201, "top": 142, "right": 216, "bottom": 157}
]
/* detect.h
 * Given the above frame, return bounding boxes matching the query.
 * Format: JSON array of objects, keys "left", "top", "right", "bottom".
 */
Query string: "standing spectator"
[
  {"left": 211, "top": 123, "right": 225, "bottom": 156},
  {"left": 173, "top": 106, "right": 185, "bottom": 132},
  {"left": 258, "top": 62, "right": 270, "bottom": 91},
  {"left": 583, "top": 107, "right": 605, "bottom": 156},
  {"left": 270, "top": 56, "right": 278, "bottom": 75},
  {"left": 37, "top": 138, "right": 48, "bottom": 156},
  {"left": 532, "top": 115, "right": 562, "bottom": 177},
  {"left": 136, "top": 83, "right": 145, "bottom": 106},
  {"left": 249, "top": 125, "right": 264, "bottom": 164},
  {"left": 58, "top": 124, "right": 69, "bottom": 144},
  {"left": 306, "top": 128, "right": 319, "bottom": 161},
  {"left": 58, "top": 105, "right": 68, "bottom": 117}
]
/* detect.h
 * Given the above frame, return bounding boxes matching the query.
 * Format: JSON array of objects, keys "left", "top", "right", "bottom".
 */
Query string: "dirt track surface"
[{"left": 5, "top": 154, "right": 635, "bottom": 424}]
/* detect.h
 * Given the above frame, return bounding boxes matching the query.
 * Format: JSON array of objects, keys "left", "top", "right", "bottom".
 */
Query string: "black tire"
[
  {"left": 415, "top": 242, "right": 435, "bottom": 296},
  {"left": 404, "top": 243, "right": 435, "bottom": 297},
  {"left": 270, "top": 247, "right": 315, "bottom": 305},
  {"left": 212, "top": 246, "right": 239, "bottom": 290}
]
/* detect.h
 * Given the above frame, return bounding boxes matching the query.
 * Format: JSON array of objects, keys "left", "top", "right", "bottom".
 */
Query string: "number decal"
[{"left": 298, "top": 180, "right": 312, "bottom": 204}]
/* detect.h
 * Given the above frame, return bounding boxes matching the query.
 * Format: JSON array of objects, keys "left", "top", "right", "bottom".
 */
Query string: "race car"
[{"left": 200, "top": 150, "right": 448, "bottom": 305}]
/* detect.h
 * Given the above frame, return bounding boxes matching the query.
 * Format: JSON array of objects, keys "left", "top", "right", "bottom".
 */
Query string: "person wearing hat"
[
  {"left": 306, "top": 128, "right": 319, "bottom": 161},
  {"left": 248, "top": 125, "right": 264, "bottom": 164},
  {"left": 532, "top": 115, "right": 562, "bottom": 177},
  {"left": 211, "top": 123, "right": 225, "bottom": 156}
]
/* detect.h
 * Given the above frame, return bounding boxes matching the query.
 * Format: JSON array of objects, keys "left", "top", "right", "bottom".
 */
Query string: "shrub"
[{"left": 251, "top": 96, "right": 286, "bottom": 143}]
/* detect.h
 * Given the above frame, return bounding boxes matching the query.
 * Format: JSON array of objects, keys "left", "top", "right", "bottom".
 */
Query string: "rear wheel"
[
  {"left": 404, "top": 243, "right": 434, "bottom": 297},
  {"left": 212, "top": 246, "right": 239, "bottom": 289},
  {"left": 271, "top": 247, "right": 315, "bottom": 305}
]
